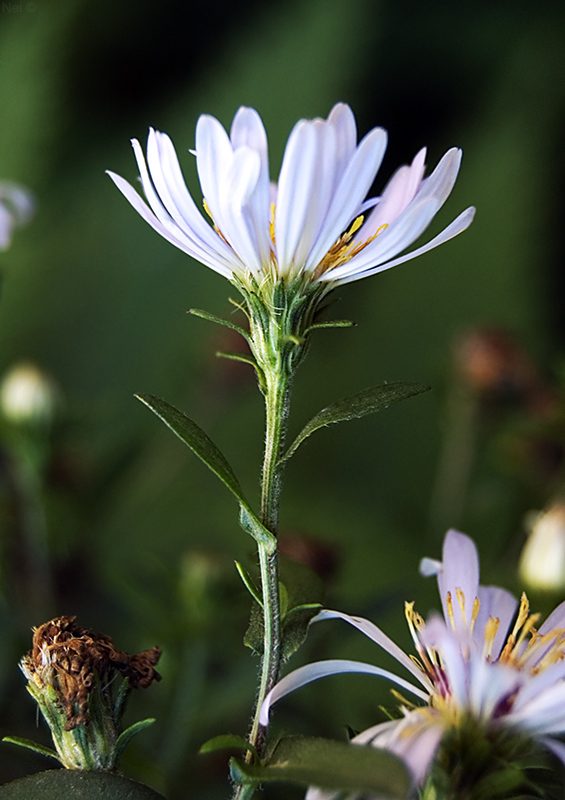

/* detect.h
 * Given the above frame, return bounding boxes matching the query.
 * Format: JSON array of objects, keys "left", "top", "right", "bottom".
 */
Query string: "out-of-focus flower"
[
  {"left": 0, "top": 180, "right": 34, "bottom": 250},
  {"left": 520, "top": 503, "right": 565, "bottom": 591},
  {"left": 108, "top": 104, "right": 474, "bottom": 288},
  {"left": 0, "top": 362, "right": 57, "bottom": 426},
  {"left": 261, "top": 530, "right": 565, "bottom": 797}
]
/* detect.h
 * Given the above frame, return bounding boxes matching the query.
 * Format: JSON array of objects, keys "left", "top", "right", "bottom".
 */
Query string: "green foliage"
[
  {"left": 199, "top": 734, "right": 259, "bottom": 761},
  {"left": 230, "top": 735, "right": 411, "bottom": 797},
  {"left": 281, "top": 382, "right": 431, "bottom": 463},
  {"left": 0, "top": 770, "right": 166, "bottom": 799},
  {"left": 244, "top": 556, "right": 323, "bottom": 661}
]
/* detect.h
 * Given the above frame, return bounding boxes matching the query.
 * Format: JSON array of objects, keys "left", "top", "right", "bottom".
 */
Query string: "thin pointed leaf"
[
  {"left": 230, "top": 736, "right": 410, "bottom": 797},
  {"left": 189, "top": 307, "right": 250, "bottom": 342},
  {"left": 281, "top": 382, "right": 431, "bottom": 464},
  {"left": 304, "top": 319, "right": 355, "bottom": 334},
  {"left": 136, "top": 394, "right": 276, "bottom": 550},
  {"left": 136, "top": 393, "right": 244, "bottom": 501},
  {"left": 114, "top": 718, "right": 155, "bottom": 764},
  {"left": 200, "top": 734, "right": 259, "bottom": 762},
  {"left": 235, "top": 561, "right": 263, "bottom": 606},
  {"left": 216, "top": 351, "right": 259, "bottom": 371},
  {"left": 2, "top": 736, "right": 60, "bottom": 762}
]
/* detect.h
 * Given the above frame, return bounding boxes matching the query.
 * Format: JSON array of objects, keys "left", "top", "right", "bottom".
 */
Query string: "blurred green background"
[{"left": 0, "top": 0, "right": 565, "bottom": 796}]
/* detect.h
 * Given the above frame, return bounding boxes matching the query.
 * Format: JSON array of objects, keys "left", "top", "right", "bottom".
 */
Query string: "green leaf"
[
  {"left": 244, "top": 557, "right": 324, "bottom": 660},
  {"left": 188, "top": 307, "right": 250, "bottom": 342},
  {"left": 135, "top": 394, "right": 275, "bottom": 552},
  {"left": 114, "top": 718, "right": 155, "bottom": 764},
  {"left": 136, "top": 394, "right": 244, "bottom": 501},
  {"left": 230, "top": 736, "right": 410, "bottom": 798},
  {"left": 2, "top": 736, "right": 59, "bottom": 762},
  {"left": 304, "top": 319, "right": 355, "bottom": 334},
  {"left": 0, "top": 770, "right": 166, "bottom": 799},
  {"left": 200, "top": 734, "right": 259, "bottom": 762},
  {"left": 281, "top": 382, "right": 431, "bottom": 464}
]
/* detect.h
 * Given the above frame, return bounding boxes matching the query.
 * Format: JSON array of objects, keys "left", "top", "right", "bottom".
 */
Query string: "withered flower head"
[
  {"left": 15, "top": 616, "right": 161, "bottom": 771},
  {"left": 22, "top": 616, "right": 161, "bottom": 731}
]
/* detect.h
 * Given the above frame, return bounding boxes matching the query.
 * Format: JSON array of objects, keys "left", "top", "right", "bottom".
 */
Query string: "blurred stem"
[
  {"left": 430, "top": 384, "right": 477, "bottom": 534},
  {"left": 11, "top": 440, "right": 55, "bottom": 620}
]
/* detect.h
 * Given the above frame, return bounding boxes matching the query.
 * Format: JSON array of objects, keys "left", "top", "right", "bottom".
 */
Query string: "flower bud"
[
  {"left": 0, "top": 362, "right": 57, "bottom": 427},
  {"left": 519, "top": 503, "right": 565, "bottom": 591}
]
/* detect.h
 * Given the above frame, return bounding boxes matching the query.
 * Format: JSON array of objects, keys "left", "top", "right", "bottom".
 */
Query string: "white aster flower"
[
  {"left": 0, "top": 181, "right": 34, "bottom": 250},
  {"left": 107, "top": 104, "right": 474, "bottom": 287},
  {"left": 261, "top": 529, "right": 565, "bottom": 797}
]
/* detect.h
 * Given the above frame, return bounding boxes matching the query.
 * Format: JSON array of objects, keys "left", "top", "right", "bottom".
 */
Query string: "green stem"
[{"left": 233, "top": 374, "right": 290, "bottom": 800}]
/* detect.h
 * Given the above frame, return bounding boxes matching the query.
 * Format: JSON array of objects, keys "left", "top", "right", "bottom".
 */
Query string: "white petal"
[
  {"left": 146, "top": 130, "right": 238, "bottom": 265},
  {"left": 361, "top": 148, "right": 426, "bottom": 236},
  {"left": 540, "top": 736, "right": 565, "bottom": 767},
  {"left": 275, "top": 120, "right": 334, "bottom": 275},
  {"left": 475, "top": 585, "right": 518, "bottom": 659},
  {"left": 416, "top": 147, "right": 462, "bottom": 208},
  {"left": 437, "top": 529, "right": 480, "bottom": 632},
  {"left": 213, "top": 145, "right": 264, "bottom": 273},
  {"left": 106, "top": 170, "right": 234, "bottom": 278},
  {"left": 313, "top": 609, "right": 433, "bottom": 690},
  {"left": 355, "top": 711, "right": 444, "bottom": 784},
  {"left": 327, "top": 102, "right": 357, "bottom": 174},
  {"left": 510, "top": 680, "right": 565, "bottom": 734},
  {"left": 303, "top": 126, "right": 388, "bottom": 273},
  {"left": 195, "top": 114, "right": 234, "bottom": 227},
  {"left": 230, "top": 107, "right": 272, "bottom": 266},
  {"left": 259, "top": 659, "right": 429, "bottom": 726}
]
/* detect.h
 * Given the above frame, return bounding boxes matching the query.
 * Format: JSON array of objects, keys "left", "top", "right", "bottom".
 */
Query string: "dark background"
[{"left": 0, "top": 0, "right": 564, "bottom": 796}]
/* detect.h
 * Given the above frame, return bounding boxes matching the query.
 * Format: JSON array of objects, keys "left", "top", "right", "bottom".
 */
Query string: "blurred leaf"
[
  {"left": 0, "top": 770, "right": 166, "bottom": 799},
  {"left": 200, "top": 734, "right": 258, "bottom": 762},
  {"left": 136, "top": 394, "right": 275, "bottom": 551},
  {"left": 281, "top": 382, "right": 431, "bottom": 464},
  {"left": 230, "top": 735, "right": 411, "bottom": 797},
  {"left": 245, "top": 557, "right": 323, "bottom": 660}
]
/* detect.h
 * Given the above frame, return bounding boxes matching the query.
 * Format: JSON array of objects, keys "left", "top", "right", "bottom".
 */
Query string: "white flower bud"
[
  {"left": 519, "top": 503, "right": 565, "bottom": 591},
  {"left": 0, "top": 362, "right": 57, "bottom": 426}
]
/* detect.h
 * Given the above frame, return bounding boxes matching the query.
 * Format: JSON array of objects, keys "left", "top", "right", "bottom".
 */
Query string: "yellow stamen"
[
  {"left": 483, "top": 616, "right": 500, "bottom": 660},
  {"left": 470, "top": 596, "right": 480, "bottom": 633},
  {"left": 446, "top": 591, "right": 456, "bottom": 630},
  {"left": 456, "top": 587, "right": 467, "bottom": 626}
]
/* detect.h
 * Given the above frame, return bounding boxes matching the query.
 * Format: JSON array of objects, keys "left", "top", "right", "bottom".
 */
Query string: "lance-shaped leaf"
[
  {"left": 136, "top": 394, "right": 275, "bottom": 551},
  {"left": 280, "top": 382, "right": 431, "bottom": 464},
  {"left": 230, "top": 735, "right": 410, "bottom": 798}
]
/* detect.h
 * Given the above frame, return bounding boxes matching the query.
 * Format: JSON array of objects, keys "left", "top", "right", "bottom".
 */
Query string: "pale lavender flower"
[
  {"left": 0, "top": 181, "right": 34, "bottom": 250},
  {"left": 108, "top": 104, "right": 474, "bottom": 286},
  {"left": 261, "top": 530, "right": 565, "bottom": 797}
]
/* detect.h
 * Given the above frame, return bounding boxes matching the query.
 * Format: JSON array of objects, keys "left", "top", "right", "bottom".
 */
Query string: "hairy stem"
[{"left": 233, "top": 374, "right": 290, "bottom": 800}]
